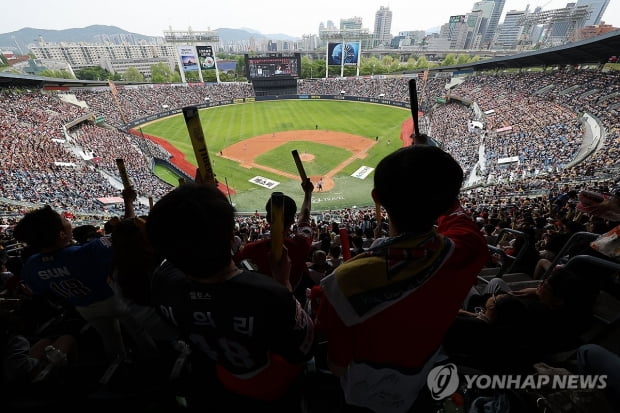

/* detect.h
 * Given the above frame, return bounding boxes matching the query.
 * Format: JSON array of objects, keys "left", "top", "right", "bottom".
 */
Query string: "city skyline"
[{"left": 3, "top": 0, "right": 619, "bottom": 40}]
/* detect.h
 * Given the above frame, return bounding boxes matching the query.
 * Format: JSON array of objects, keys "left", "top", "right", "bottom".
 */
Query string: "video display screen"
[
  {"left": 327, "top": 42, "right": 360, "bottom": 66},
  {"left": 246, "top": 54, "right": 301, "bottom": 79}
]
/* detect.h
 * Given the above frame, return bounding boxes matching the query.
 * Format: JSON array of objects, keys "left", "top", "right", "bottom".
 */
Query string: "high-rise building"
[
  {"left": 472, "top": 1, "right": 496, "bottom": 45},
  {"left": 473, "top": 1, "right": 496, "bottom": 20},
  {"left": 391, "top": 31, "right": 425, "bottom": 48},
  {"left": 448, "top": 15, "right": 470, "bottom": 49},
  {"left": 426, "top": 15, "right": 469, "bottom": 50},
  {"left": 30, "top": 42, "right": 177, "bottom": 70},
  {"left": 464, "top": 11, "right": 486, "bottom": 49},
  {"left": 494, "top": 9, "right": 527, "bottom": 49},
  {"left": 482, "top": 0, "right": 506, "bottom": 47},
  {"left": 30, "top": 42, "right": 177, "bottom": 78},
  {"left": 373, "top": 6, "right": 393, "bottom": 46},
  {"left": 340, "top": 17, "right": 363, "bottom": 31},
  {"left": 576, "top": 0, "right": 610, "bottom": 26}
]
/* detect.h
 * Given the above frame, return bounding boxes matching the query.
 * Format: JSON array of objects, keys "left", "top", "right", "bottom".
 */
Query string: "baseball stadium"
[{"left": 1, "top": 28, "right": 620, "bottom": 412}]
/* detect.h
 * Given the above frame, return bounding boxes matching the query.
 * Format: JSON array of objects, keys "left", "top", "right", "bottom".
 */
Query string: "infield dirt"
[{"left": 220, "top": 130, "right": 376, "bottom": 192}]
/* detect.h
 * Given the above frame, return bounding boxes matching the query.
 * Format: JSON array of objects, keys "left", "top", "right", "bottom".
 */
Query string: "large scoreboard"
[{"left": 245, "top": 54, "right": 301, "bottom": 80}]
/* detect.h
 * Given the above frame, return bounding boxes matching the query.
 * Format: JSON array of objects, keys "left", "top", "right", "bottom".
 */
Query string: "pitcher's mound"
[{"left": 300, "top": 153, "right": 315, "bottom": 161}]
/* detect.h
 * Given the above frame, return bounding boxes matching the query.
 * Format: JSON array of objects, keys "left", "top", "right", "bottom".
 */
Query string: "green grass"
[
  {"left": 153, "top": 163, "right": 182, "bottom": 186},
  {"left": 255, "top": 141, "right": 352, "bottom": 177},
  {"left": 141, "top": 100, "right": 410, "bottom": 212}
]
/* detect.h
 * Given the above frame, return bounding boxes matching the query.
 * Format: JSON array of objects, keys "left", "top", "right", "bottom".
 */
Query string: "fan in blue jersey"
[{"left": 14, "top": 193, "right": 157, "bottom": 362}]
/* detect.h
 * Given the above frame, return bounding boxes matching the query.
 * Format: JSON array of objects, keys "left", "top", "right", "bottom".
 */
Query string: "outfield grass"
[{"left": 141, "top": 100, "right": 410, "bottom": 212}]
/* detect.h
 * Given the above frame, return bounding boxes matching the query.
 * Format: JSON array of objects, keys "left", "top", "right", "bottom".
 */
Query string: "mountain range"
[{"left": 0, "top": 25, "right": 300, "bottom": 53}]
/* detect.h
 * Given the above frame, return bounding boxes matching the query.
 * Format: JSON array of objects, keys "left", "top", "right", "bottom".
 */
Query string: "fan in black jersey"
[{"left": 146, "top": 183, "right": 315, "bottom": 412}]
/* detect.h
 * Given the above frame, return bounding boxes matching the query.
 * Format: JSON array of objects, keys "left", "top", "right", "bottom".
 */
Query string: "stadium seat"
[
  {"left": 539, "top": 254, "right": 620, "bottom": 367},
  {"left": 539, "top": 231, "right": 601, "bottom": 280},
  {"left": 478, "top": 228, "right": 533, "bottom": 283}
]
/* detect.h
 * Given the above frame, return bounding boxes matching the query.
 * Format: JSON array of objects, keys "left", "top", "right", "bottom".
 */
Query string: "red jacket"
[
  {"left": 316, "top": 204, "right": 489, "bottom": 370},
  {"left": 234, "top": 231, "right": 313, "bottom": 289}
]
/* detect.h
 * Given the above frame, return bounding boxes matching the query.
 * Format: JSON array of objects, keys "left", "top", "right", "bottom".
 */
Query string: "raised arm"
[
  {"left": 298, "top": 178, "right": 314, "bottom": 227},
  {"left": 121, "top": 186, "right": 137, "bottom": 220}
]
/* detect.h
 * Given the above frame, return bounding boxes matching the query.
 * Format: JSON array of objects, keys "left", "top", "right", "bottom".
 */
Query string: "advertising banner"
[
  {"left": 196, "top": 45, "right": 215, "bottom": 70},
  {"left": 178, "top": 45, "right": 199, "bottom": 72}
]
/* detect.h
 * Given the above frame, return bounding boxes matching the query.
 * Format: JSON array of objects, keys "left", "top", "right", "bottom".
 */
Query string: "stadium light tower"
[
  {"left": 163, "top": 26, "right": 221, "bottom": 83},
  {"left": 518, "top": 5, "right": 591, "bottom": 47}
]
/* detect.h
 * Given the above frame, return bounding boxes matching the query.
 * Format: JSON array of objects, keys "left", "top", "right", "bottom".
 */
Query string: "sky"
[{"left": 3, "top": 0, "right": 619, "bottom": 38}]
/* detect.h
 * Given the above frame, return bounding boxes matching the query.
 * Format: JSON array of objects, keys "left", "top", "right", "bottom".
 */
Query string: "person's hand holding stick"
[
  {"left": 408, "top": 78, "right": 435, "bottom": 146},
  {"left": 183, "top": 106, "right": 216, "bottom": 186},
  {"left": 270, "top": 191, "right": 285, "bottom": 265},
  {"left": 292, "top": 149, "right": 314, "bottom": 227},
  {"left": 271, "top": 245, "right": 292, "bottom": 292},
  {"left": 116, "top": 158, "right": 132, "bottom": 189},
  {"left": 116, "top": 158, "right": 136, "bottom": 219}
]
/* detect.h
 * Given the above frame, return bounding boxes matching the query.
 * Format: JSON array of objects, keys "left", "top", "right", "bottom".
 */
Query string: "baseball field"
[{"left": 140, "top": 99, "right": 412, "bottom": 212}]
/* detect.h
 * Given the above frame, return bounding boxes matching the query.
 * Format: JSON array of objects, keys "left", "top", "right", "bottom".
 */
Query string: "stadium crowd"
[
  {"left": 68, "top": 124, "right": 172, "bottom": 200},
  {"left": 0, "top": 69, "right": 618, "bottom": 243},
  {"left": 1, "top": 68, "right": 620, "bottom": 410},
  {"left": 72, "top": 82, "right": 255, "bottom": 127}
]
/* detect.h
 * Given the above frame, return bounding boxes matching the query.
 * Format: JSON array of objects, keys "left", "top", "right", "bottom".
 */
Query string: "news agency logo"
[
  {"left": 426, "top": 363, "right": 608, "bottom": 400},
  {"left": 427, "top": 363, "right": 460, "bottom": 400}
]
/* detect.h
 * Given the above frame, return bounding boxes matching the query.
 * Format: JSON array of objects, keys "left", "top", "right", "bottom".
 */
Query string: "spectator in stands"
[
  {"left": 146, "top": 183, "right": 314, "bottom": 412},
  {"left": 448, "top": 266, "right": 600, "bottom": 373},
  {"left": 577, "top": 344, "right": 620, "bottom": 411},
  {"left": 13, "top": 192, "right": 158, "bottom": 363},
  {"left": 349, "top": 233, "right": 365, "bottom": 257},
  {"left": 326, "top": 244, "right": 343, "bottom": 270},
  {"left": 1, "top": 308, "right": 77, "bottom": 385},
  {"left": 110, "top": 215, "right": 179, "bottom": 344},
  {"left": 234, "top": 179, "right": 315, "bottom": 305},
  {"left": 311, "top": 231, "right": 332, "bottom": 256},
  {"left": 307, "top": 249, "right": 334, "bottom": 285},
  {"left": 503, "top": 225, "right": 540, "bottom": 276},
  {"left": 316, "top": 141, "right": 489, "bottom": 412},
  {"left": 72, "top": 224, "right": 101, "bottom": 245},
  {"left": 481, "top": 223, "right": 498, "bottom": 245}
]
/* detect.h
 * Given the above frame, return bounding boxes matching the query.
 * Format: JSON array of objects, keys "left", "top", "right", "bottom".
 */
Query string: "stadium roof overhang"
[
  {"left": 436, "top": 29, "right": 620, "bottom": 72},
  {"left": 0, "top": 72, "right": 109, "bottom": 87}
]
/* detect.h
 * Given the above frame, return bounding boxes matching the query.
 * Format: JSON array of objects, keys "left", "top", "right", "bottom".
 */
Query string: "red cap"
[{"left": 451, "top": 393, "right": 465, "bottom": 406}]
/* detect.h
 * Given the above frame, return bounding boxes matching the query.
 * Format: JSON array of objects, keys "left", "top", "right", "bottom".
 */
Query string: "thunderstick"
[
  {"left": 408, "top": 78, "right": 421, "bottom": 138},
  {"left": 183, "top": 106, "right": 216, "bottom": 186},
  {"left": 291, "top": 149, "right": 308, "bottom": 181},
  {"left": 270, "top": 192, "right": 285, "bottom": 263},
  {"left": 115, "top": 158, "right": 132, "bottom": 189}
]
